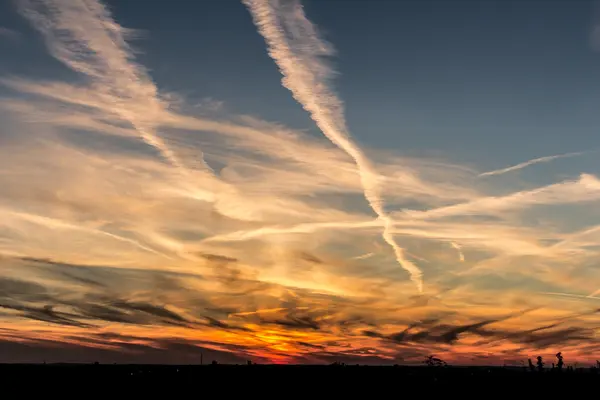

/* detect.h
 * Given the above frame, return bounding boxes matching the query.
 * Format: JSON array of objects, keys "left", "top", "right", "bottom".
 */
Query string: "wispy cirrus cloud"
[
  {"left": 15, "top": 0, "right": 217, "bottom": 196},
  {"left": 0, "top": 27, "right": 20, "bottom": 40},
  {"left": 0, "top": 0, "right": 599, "bottom": 365}
]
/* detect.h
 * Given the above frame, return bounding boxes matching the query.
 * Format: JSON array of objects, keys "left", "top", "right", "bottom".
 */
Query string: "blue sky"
[
  {"left": 128, "top": 0, "right": 598, "bottom": 178},
  {"left": 0, "top": 0, "right": 599, "bottom": 365},
  {"left": 3, "top": 0, "right": 600, "bottom": 166}
]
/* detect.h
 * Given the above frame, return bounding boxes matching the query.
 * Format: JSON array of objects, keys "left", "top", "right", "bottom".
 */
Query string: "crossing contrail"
[{"left": 242, "top": 0, "right": 423, "bottom": 292}]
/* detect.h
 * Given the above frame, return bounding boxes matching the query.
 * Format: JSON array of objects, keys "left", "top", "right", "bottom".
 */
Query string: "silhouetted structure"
[
  {"left": 425, "top": 355, "right": 447, "bottom": 367},
  {"left": 536, "top": 356, "right": 544, "bottom": 372},
  {"left": 0, "top": 362, "right": 599, "bottom": 392},
  {"left": 528, "top": 358, "right": 535, "bottom": 372},
  {"left": 556, "top": 352, "right": 564, "bottom": 371}
]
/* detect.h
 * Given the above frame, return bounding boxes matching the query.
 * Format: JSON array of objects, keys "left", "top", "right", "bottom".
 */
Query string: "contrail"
[
  {"left": 479, "top": 151, "right": 586, "bottom": 177},
  {"left": 231, "top": 307, "right": 287, "bottom": 316},
  {"left": 2, "top": 208, "right": 171, "bottom": 258},
  {"left": 542, "top": 291, "right": 600, "bottom": 301},
  {"left": 242, "top": 0, "right": 423, "bottom": 292},
  {"left": 204, "top": 219, "right": 381, "bottom": 243},
  {"left": 450, "top": 241, "right": 465, "bottom": 262},
  {"left": 353, "top": 252, "right": 375, "bottom": 260},
  {"left": 17, "top": 0, "right": 214, "bottom": 179}
]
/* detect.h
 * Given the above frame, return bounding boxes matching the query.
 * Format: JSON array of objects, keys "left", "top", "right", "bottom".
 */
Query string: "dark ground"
[{"left": 1, "top": 364, "right": 598, "bottom": 393}]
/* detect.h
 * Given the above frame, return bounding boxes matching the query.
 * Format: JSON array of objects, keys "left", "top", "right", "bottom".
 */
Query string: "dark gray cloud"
[
  {"left": 199, "top": 253, "right": 238, "bottom": 264},
  {"left": 57, "top": 271, "right": 106, "bottom": 288},
  {"left": 110, "top": 300, "right": 188, "bottom": 325},
  {"left": 203, "top": 316, "right": 251, "bottom": 332},
  {"left": 298, "top": 252, "right": 323, "bottom": 264},
  {"left": 4, "top": 255, "right": 598, "bottom": 364},
  {"left": 336, "top": 315, "right": 378, "bottom": 332},
  {"left": 0, "top": 255, "right": 340, "bottom": 335},
  {"left": 76, "top": 303, "right": 141, "bottom": 324},
  {"left": 257, "top": 307, "right": 324, "bottom": 331},
  {"left": 476, "top": 325, "right": 595, "bottom": 349},
  {"left": 0, "top": 277, "right": 51, "bottom": 302},
  {"left": 16, "top": 256, "right": 203, "bottom": 287},
  {"left": 0, "top": 335, "right": 251, "bottom": 364},
  {"left": 271, "top": 314, "right": 321, "bottom": 330},
  {"left": 0, "top": 303, "right": 91, "bottom": 328},
  {"left": 68, "top": 298, "right": 192, "bottom": 327},
  {"left": 296, "top": 341, "right": 326, "bottom": 350},
  {"left": 364, "top": 317, "right": 598, "bottom": 349}
]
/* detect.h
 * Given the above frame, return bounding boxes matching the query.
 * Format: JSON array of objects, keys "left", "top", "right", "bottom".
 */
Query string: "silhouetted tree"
[
  {"left": 425, "top": 355, "right": 447, "bottom": 367},
  {"left": 556, "top": 352, "right": 564, "bottom": 371},
  {"left": 536, "top": 356, "right": 544, "bottom": 372}
]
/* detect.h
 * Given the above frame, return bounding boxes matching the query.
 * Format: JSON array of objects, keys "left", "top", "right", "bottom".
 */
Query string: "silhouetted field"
[{"left": 1, "top": 364, "right": 598, "bottom": 392}]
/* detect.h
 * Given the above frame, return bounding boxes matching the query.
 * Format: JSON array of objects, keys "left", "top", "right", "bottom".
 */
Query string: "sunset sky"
[{"left": 0, "top": 0, "right": 599, "bottom": 365}]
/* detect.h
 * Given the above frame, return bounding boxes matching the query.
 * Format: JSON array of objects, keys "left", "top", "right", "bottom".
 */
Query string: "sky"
[{"left": 0, "top": 0, "right": 599, "bottom": 366}]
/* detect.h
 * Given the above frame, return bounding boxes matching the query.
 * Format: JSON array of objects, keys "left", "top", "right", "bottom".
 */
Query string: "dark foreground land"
[{"left": 1, "top": 364, "right": 598, "bottom": 393}]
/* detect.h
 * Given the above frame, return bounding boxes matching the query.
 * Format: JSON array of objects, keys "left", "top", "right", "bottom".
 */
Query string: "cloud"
[
  {"left": 13, "top": 0, "right": 220, "bottom": 222},
  {"left": 364, "top": 319, "right": 499, "bottom": 345},
  {"left": 0, "top": 303, "right": 91, "bottom": 327},
  {"left": 0, "top": 0, "right": 600, "bottom": 365},
  {"left": 243, "top": 0, "right": 424, "bottom": 293},
  {"left": 401, "top": 173, "right": 600, "bottom": 220},
  {"left": 203, "top": 219, "right": 381, "bottom": 243},
  {"left": 479, "top": 151, "right": 588, "bottom": 177},
  {"left": 592, "top": 25, "right": 600, "bottom": 52},
  {"left": 199, "top": 253, "right": 239, "bottom": 264},
  {"left": 108, "top": 301, "right": 189, "bottom": 326},
  {"left": 450, "top": 242, "right": 465, "bottom": 262},
  {"left": 364, "top": 316, "right": 597, "bottom": 349},
  {"left": 17, "top": 0, "right": 194, "bottom": 173},
  {"left": 353, "top": 253, "right": 374, "bottom": 260},
  {"left": 1, "top": 253, "right": 599, "bottom": 364},
  {"left": 0, "top": 334, "right": 251, "bottom": 364},
  {"left": 590, "top": 1, "right": 600, "bottom": 52},
  {"left": 0, "top": 276, "right": 50, "bottom": 302},
  {"left": 0, "top": 27, "right": 20, "bottom": 40},
  {"left": 194, "top": 97, "right": 225, "bottom": 112}
]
